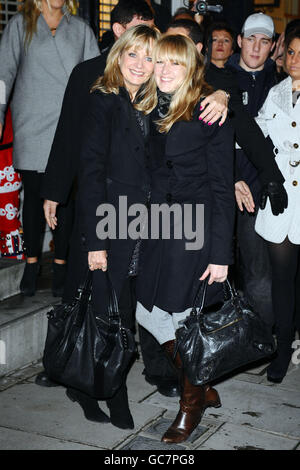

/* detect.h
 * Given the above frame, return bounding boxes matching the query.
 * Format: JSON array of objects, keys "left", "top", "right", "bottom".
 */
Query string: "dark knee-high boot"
[
  {"left": 106, "top": 383, "right": 134, "bottom": 430},
  {"left": 161, "top": 340, "right": 221, "bottom": 444},
  {"left": 66, "top": 388, "right": 110, "bottom": 423}
]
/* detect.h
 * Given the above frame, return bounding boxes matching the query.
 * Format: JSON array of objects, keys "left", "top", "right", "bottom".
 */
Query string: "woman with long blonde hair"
[
  {"left": 135, "top": 34, "right": 235, "bottom": 443},
  {"left": 0, "top": 0, "right": 99, "bottom": 297},
  {"left": 77, "top": 24, "right": 160, "bottom": 429}
]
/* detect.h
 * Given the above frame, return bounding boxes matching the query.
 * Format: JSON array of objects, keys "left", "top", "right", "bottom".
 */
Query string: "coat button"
[
  {"left": 166, "top": 193, "right": 172, "bottom": 202},
  {"left": 294, "top": 143, "right": 299, "bottom": 149},
  {"left": 166, "top": 160, "right": 173, "bottom": 169},
  {"left": 292, "top": 180, "right": 298, "bottom": 186},
  {"left": 292, "top": 121, "right": 297, "bottom": 127},
  {"left": 135, "top": 146, "right": 140, "bottom": 151}
]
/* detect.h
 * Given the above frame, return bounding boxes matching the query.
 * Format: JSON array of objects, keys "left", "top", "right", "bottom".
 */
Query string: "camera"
[{"left": 192, "top": 1, "right": 223, "bottom": 15}]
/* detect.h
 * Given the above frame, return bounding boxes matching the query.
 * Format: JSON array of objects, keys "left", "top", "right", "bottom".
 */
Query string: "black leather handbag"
[
  {"left": 43, "top": 271, "right": 136, "bottom": 399},
  {"left": 175, "top": 279, "right": 275, "bottom": 385}
]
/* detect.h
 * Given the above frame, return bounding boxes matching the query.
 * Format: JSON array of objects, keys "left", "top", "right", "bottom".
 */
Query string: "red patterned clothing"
[{"left": 0, "top": 108, "right": 24, "bottom": 258}]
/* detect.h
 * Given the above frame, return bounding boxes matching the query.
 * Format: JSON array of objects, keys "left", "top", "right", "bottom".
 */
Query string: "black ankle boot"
[
  {"left": 52, "top": 262, "right": 67, "bottom": 297},
  {"left": 66, "top": 388, "right": 110, "bottom": 423},
  {"left": 267, "top": 341, "right": 293, "bottom": 383},
  {"left": 20, "top": 262, "right": 39, "bottom": 296},
  {"left": 106, "top": 384, "right": 134, "bottom": 430}
]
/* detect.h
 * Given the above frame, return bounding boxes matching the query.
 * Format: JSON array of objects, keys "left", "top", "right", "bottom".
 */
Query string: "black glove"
[{"left": 259, "top": 181, "right": 288, "bottom": 216}]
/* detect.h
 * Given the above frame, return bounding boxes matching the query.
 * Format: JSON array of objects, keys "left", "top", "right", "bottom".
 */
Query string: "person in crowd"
[
  {"left": 145, "top": 0, "right": 172, "bottom": 33},
  {"left": 254, "top": 27, "right": 300, "bottom": 383},
  {"left": 172, "top": 7, "right": 196, "bottom": 22},
  {"left": 76, "top": 24, "right": 160, "bottom": 430},
  {"left": 226, "top": 13, "right": 283, "bottom": 331},
  {"left": 39, "top": 0, "right": 228, "bottom": 398},
  {"left": 0, "top": 0, "right": 99, "bottom": 297},
  {"left": 135, "top": 34, "right": 235, "bottom": 444},
  {"left": 99, "top": 0, "right": 154, "bottom": 53},
  {"left": 166, "top": 18, "right": 287, "bottom": 232},
  {"left": 0, "top": 107, "right": 24, "bottom": 260},
  {"left": 206, "top": 22, "right": 236, "bottom": 68},
  {"left": 39, "top": 0, "right": 182, "bottom": 400}
]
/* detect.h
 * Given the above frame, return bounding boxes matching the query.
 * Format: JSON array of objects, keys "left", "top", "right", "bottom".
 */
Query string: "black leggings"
[
  {"left": 267, "top": 237, "right": 300, "bottom": 342},
  {"left": 19, "top": 170, "right": 74, "bottom": 259}
]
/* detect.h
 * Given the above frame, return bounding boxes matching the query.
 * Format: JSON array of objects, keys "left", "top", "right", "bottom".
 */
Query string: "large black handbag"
[
  {"left": 175, "top": 279, "right": 276, "bottom": 385},
  {"left": 42, "top": 270, "right": 136, "bottom": 399}
]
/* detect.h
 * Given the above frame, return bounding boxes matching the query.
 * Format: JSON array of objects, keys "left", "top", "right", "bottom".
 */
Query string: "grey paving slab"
[
  {"left": 0, "top": 382, "right": 164, "bottom": 449},
  {"left": 199, "top": 422, "right": 298, "bottom": 450},
  {"left": 144, "top": 379, "right": 300, "bottom": 439},
  {"left": 126, "top": 361, "right": 157, "bottom": 403},
  {"left": 0, "top": 426, "right": 103, "bottom": 450}
]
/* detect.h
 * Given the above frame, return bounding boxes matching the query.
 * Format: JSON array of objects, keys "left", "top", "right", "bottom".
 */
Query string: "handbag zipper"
[{"left": 205, "top": 317, "right": 243, "bottom": 334}]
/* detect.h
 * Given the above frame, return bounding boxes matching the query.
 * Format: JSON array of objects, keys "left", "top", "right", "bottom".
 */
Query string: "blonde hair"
[
  {"left": 91, "top": 24, "right": 160, "bottom": 102},
  {"left": 137, "top": 34, "right": 212, "bottom": 133},
  {"left": 20, "top": 0, "right": 75, "bottom": 47}
]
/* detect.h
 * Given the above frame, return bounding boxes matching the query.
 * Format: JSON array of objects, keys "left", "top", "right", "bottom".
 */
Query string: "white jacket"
[{"left": 255, "top": 76, "right": 300, "bottom": 244}]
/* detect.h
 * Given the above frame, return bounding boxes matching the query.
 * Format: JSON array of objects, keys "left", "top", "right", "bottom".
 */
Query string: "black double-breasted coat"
[
  {"left": 78, "top": 88, "right": 150, "bottom": 312},
  {"left": 136, "top": 107, "right": 235, "bottom": 313}
]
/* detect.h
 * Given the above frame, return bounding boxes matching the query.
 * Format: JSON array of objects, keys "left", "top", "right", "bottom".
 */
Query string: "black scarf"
[{"left": 157, "top": 90, "right": 173, "bottom": 118}]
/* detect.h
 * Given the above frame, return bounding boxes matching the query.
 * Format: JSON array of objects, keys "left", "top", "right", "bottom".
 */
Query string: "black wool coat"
[
  {"left": 136, "top": 108, "right": 235, "bottom": 313},
  {"left": 78, "top": 88, "right": 150, "bottom": 308}
]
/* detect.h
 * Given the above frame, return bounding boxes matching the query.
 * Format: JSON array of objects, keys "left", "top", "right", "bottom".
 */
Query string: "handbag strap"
[
  {"left": 192, "top": 278, "right": 237, "bottom": 316},
  {"left": 74, "top": 268, "right": 122, "bottom": 327}
]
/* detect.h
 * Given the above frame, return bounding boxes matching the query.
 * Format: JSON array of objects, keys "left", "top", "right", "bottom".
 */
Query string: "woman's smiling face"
[
  {"left": 118, "top": 45, "right": 154, "bottom": 96},
  {"left": 154, "top": 57, "right": 187, "bottom": 93}
]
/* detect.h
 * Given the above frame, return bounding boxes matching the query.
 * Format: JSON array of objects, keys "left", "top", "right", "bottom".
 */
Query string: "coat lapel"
[{"left": 118, "top": 90, "right": 145, "bottom": 168}]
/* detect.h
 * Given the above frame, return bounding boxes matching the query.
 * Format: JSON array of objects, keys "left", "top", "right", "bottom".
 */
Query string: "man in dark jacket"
[{"left": 226, "top": 12, "right": 278, "bottom": 329}]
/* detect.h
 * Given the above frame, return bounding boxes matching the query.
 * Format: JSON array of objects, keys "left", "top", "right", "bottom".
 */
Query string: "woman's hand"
[
  {"left": 88, "top": 250, "right": 108, "bottom": 271},
  {"left": 271, "top": 32, "right": 285, "bottom": 62},
  {"left": 200, "top": 264, "right": 228, "bottom": 285},
  {"left": 44, "top": 200, "right": 59, "bottom": 229},
  {"left": 235, "top": 181, "right": 255, "bottom": 213},
  {"left": 199, "top": 90, "right": 228, "bottom": 126}
]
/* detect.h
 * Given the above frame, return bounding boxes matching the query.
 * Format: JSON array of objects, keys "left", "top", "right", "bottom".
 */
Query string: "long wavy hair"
[
  {"left": 20, "top": 0, "right": 75, "bottom": 47},
  {"left": 137, "top": 34, "right": 213, "bottom": 133},
  {"left": 91, "top": 24, "right": 160, "bottom": 103}
]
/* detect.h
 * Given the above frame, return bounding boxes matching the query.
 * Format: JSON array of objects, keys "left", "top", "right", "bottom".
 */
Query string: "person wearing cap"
[{"left": 226, "top": 13, "right": 288, "bottom": 332}]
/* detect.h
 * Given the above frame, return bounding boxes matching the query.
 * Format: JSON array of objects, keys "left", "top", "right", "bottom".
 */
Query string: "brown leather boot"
[
  {"left": 161, "top": 341, "right": 221, "bottom": 444},
  {"left": 161, "top": 340, "right": 221, "bottom": 407}
]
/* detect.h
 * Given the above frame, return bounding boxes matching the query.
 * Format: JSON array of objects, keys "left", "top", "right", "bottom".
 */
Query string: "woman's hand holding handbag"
[
  {"left": 175, "top": 279, "right": 276, "bottom": 385},
  {"left": 42, "top": 269, "right": 137, "bottom": 399}
]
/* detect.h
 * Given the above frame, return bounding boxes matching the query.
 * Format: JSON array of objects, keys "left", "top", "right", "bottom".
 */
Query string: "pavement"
[{"left": 0, "top": 345, "right": 299, "bottom": 450}]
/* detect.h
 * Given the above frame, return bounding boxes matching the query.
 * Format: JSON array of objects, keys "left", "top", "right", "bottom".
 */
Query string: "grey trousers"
[{"left": 136, "top": 302, "right": 191, "bottom": 345}]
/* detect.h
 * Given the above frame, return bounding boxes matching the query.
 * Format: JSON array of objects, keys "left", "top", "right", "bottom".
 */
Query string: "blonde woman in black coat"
[
  {"left": 135, "top": 35, "right": 235, "bottom": 443},
  {"left": 76, "top": 25, "right": 160, "bottom": 430}
]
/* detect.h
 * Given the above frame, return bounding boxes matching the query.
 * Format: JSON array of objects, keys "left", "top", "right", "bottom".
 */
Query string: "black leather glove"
[{"left": 259, "top": 181, "right": 288, "bottom": 216}]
